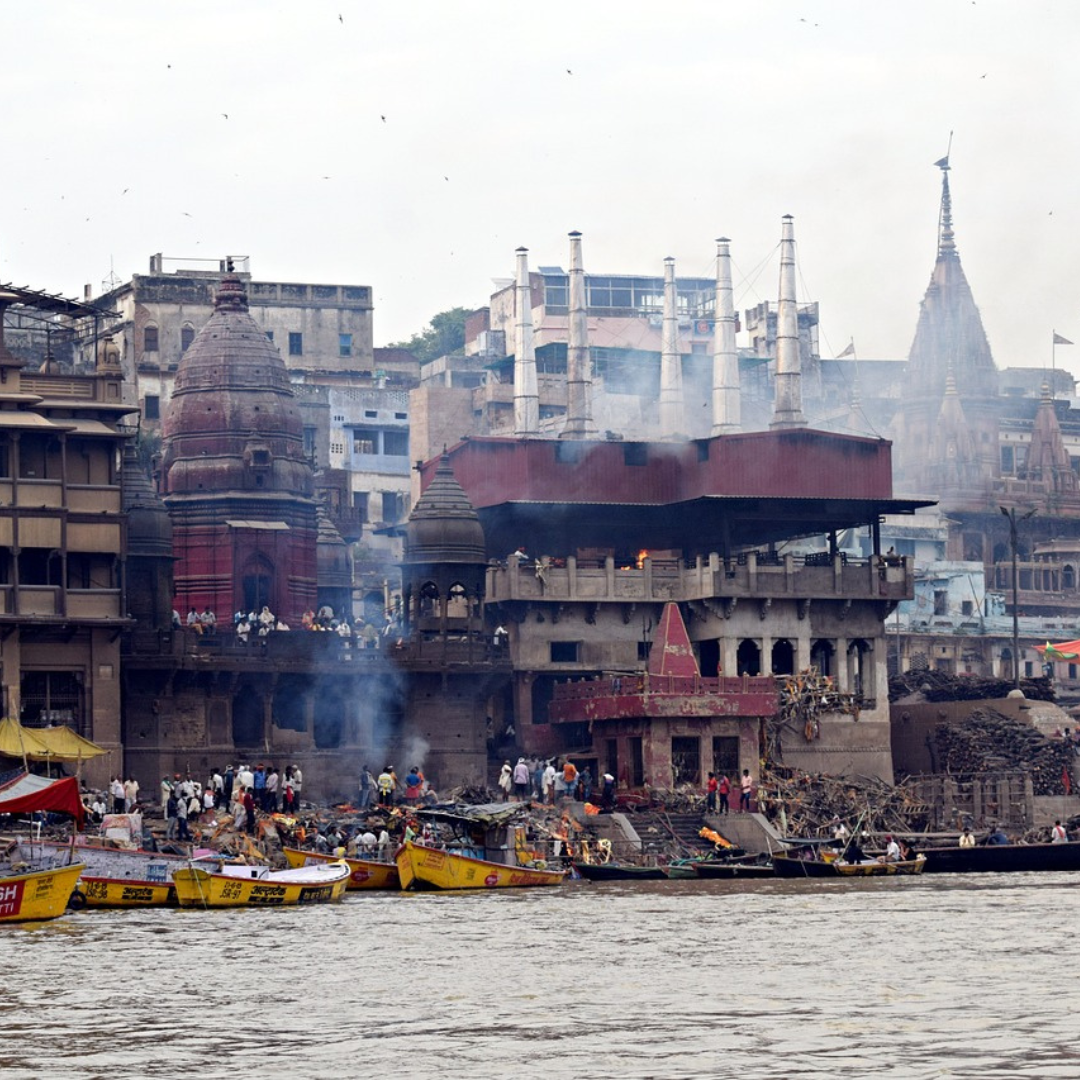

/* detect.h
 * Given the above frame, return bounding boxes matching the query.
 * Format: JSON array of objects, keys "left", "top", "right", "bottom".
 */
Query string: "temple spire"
[{"left": 937, "top": 158, "right": 956, "bottom": 258}]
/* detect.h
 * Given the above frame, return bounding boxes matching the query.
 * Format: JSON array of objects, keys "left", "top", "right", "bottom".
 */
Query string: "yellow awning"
[
  {"left": 0, "top": 717, "right": 51, "bottom": 758},
  {"left": 32, "top": 725, "right": 107, "bottom": 761},
  {"left": 0, "top": 718, "right": 106, "bottom": 762}
]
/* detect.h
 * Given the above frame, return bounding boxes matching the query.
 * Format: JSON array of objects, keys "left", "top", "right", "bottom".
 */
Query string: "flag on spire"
[
  {"left": 1053, "top": 332, "right": 1073, "bottom": 345},
  {"left": 933, "top": 156, "right": 950, "bottom": 168},
  {"left": 835, "top": 342, "right": 856, "bottom": 359}
]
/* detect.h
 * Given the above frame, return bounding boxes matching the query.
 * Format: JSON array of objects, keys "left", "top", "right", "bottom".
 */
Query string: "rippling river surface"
[{"left": 3, "top": 874, "right": 1079, "bottom": 1080}]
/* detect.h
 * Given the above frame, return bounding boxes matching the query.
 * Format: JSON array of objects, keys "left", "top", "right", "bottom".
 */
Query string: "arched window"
[
  {"left": 1064, "top": 565, "right": 1076, "bottom": 591},
  {"left": 143, "top": 325, "right": 159, "bottom": 352},
  {"left": 848, "top": 639, "right": 873, "bottom": 700},
  {"left": 771, "top": 639, "right": 795, "bottom": 676},
  {"left": 811, "top": 639, "right": 835, "bottom": 678},
  {"left": 736, "top": 639, "right": 761, "bottom": 677},
  {"left": 181, "top": 325, "right": 195, "bottom": 351}
]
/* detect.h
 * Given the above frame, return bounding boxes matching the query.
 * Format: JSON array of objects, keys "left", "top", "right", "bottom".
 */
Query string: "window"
[
  {"left": 144, "top": 395, "right": 160, "bottom": 420},
  {"left": 353, "top": 492, "right": 369, "bottom": 523},
  {"left": 1001, "top": 445, "right": 1014, "bottom": 474},
  {"left": 302, "top": 426, "right": 317, "bottom": 460},
  {"left": 266, "top": 330, "right": 274, "bottom": 342},
  {"left": 288, "top": 332, "right": 303, "bottom": 356},
  {"left": 934, "top": 590, "right": 948, "bottom": 616},
  {"left": 394, "top": 412, "right": 407, "bottom": 420},
  {"left": 352, "top": 427, "right": 378, "bottom": 454},
  {"left": 339, "top": 333, "right": 353, "bottom": 357},
  {"left": 365, "top": 410, "right": 378, "bottom": 418},
  {"left": 384, "top": 431, "right": 408, "bottom": 456},
  {"left": 382, "top": 491, "right": 406, "bottom": 523},
  {"left": 550, "top": 641, "right": 580, "bottom": 663},
  {"left": 181, "top": 326, "right": 195, "bottom": 352},
  {"left": 961, "top": 600, "right": 973, "bottom": 616},
  {"left": 143, "top": 326, "right": 159, "bottom": 352}
]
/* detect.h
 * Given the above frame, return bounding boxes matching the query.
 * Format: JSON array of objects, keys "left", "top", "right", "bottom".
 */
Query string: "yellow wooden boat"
[
  {"left": 18, "top": 840, "right": 185, "bottom": 909},
  {"left": 834, "top": 854, "right": 926, "bottom": 877},
  {"left": 173, "top": 859, "right": 351, "bottom": 908},
  {"left": 0, "top": 862, "right": 85, "bottom": 923},
  {"left": 396, "top": 839, "right": 565, "bottom": 891},
  {"left": 282, "top": 846, "right": 400, "bottom": 890}
]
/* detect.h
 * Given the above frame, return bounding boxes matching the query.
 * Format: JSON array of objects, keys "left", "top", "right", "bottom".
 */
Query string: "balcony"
[
  {"left": 487, "top": 552, "right": 913, "bottom": 607},
  {"left": 549, "top": 672, "right": 778, "bottom": 722}
]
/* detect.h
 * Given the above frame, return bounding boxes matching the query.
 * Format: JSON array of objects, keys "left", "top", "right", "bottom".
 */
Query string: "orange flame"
[{"left": 636, "top": 549, "right": 649, "bottom": 569}]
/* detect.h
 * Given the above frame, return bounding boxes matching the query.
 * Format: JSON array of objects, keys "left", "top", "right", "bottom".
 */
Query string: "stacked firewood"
[
  {"left": 889, "top": 670, "right": 1054, "bottom": 703},
  {"left": 757, "top": 765, "right": 931, "bottom": 837},
  {"left": 933, "top": 707, "right": 1074, "bottom": 795}
]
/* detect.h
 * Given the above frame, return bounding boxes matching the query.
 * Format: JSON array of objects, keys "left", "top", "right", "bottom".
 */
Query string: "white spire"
[
  {"left": 712, "top": 236, "right": 740, "bottom": 434},
  {"left": 513, "top": 246, "right": 539, "bottom": 436},
  {"left": 561, "top": 230, "right": 596, "bottom": 439},
  {"left": 770, "top": 214, "right": 807, "bottom": 429},
  {"left": 658, "top": 256, "right": 684, "bottom": 437}
]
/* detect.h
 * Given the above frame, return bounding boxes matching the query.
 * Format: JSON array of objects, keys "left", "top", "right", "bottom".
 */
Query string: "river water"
[{"left": 3, "top": 874, "right": 1078, "bottom": 1080}]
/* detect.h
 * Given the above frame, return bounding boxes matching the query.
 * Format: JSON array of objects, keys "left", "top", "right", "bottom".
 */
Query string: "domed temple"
[{"left": 160, "top": 270, "right": 318, "bottom": 624}]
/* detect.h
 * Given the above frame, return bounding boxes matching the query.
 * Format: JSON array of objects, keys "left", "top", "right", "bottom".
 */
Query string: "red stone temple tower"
[{"left": 160, "top": 269, "right": 317, "bottom": 624}]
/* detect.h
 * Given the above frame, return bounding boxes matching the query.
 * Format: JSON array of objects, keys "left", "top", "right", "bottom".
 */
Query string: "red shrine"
[{"left": 160, "top": 271, "right": 318, "bottom": 624}]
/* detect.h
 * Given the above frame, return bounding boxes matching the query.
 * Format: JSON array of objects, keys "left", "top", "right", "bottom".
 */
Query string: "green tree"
[{"left": 388, "top": 306, "right": 471, "bottom": 364}]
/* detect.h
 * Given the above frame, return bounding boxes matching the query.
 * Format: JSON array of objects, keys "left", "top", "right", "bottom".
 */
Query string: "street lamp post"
[{"left": 1000, "top": 506, "right": 1036, "bottom": 690}]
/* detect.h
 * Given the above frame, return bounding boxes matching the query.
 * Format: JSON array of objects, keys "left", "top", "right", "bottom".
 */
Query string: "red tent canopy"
[{"left": 0, "top": 772, "right": 85, "bottom": 827}]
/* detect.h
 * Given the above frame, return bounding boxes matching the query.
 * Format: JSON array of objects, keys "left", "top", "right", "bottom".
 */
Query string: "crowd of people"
[
  {"left": 173, "top": 603, "right": 403, "bottom": 649},
  {"left": 493, "top": 757, "right": 618, "bottom": 809}
]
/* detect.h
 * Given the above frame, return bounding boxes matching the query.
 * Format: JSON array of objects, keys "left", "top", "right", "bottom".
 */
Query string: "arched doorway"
[
  {"left": 232, "top": 691, "right": 263, "bottom": 747},
  {"left": 241, "top": 554, "right": 274, "bottom": 615}
]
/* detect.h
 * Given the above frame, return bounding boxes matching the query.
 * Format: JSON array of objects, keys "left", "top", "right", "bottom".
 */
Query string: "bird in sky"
[
  {"left": 181, "top": 212, "right": 192, "bottom": 217},
  {"left": 444, "top": 176, "right": 449, "bottom": 181},
  {"left": 380, "top": 115, "right": 386, "bottom": 122},
  {"left": 121, "top": 188, "right": 129, "bottom": 195},
  {"left": 222, "top": 113, "right": 229, "bottom": 120},
  {"left": 338, "top": 13, "right": 343, "bottom": 22},
  {"left": 566, "top": 68, "right": 573, "bottom": 74}
]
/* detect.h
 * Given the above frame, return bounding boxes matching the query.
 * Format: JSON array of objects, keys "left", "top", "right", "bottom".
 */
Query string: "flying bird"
[
  {"left": 121, "top": 188, "right": 129, "bottom": 195},
  {"left": 338, "top": 13, "right": 343, "bottom": 22},
  {"left": 222, "top": 113, "right": 229, "bottom": 120},
  {"left": 566, "top": 68, "right": 573, "bottom": 74},
  {"left": 181, "top": 212, "right": 192, "bottom": 217},
  {"left": 380, "top": 114, "right": 386, "bottom": 122}
]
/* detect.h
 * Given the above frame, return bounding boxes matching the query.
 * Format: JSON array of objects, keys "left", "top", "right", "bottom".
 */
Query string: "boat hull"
[
  {"left": 396, "top": 840, "right": 565, "bottom": 891},
  {"left": 173, "top": 862, "right": 350, "bottom": 908},
  {"left": 573, "top": 862, "right": 668, "bottom": 881},
  {"left": 79, "top": 877, "right": 176, "bottom": 908},
  {"left": 0, "top": 863, "right": 85, "bottom": 923},
  {"left": 920, "top": 841, "right": 1080, "bottom": 874},
  {"left": 689, "top": 861, "right": 774, "bottom": 879},
  {"left": 282, "top": 846, "right": 399, "bottom": 890},
  {"left": 773, "top": 854, "right": 925, "bottom": 878}
]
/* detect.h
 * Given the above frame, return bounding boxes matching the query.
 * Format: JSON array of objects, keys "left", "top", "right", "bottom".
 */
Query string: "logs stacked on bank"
[
  {"left": 758, "top": 766, "right": 931, "bottom": 837},
  {"left": 932, "top": 707, "right": 1073, "bottom": 795},
  {"left": 889, "top": 670, "right": 1054, "bottom": 703}
]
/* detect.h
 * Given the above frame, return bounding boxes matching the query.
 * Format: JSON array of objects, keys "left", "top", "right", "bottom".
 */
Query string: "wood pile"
[
  {"left": 889, "top": 670, "right": 1054, "bottom": 703},
  {"left": 933, "top": 707, "right": 1074, "bottom": 795},
  {"left": 776, "top": 668, "right": 859, "bottom": 745},
  {"left": 758, "top": 765, "right": 931, "bottom": 837}
]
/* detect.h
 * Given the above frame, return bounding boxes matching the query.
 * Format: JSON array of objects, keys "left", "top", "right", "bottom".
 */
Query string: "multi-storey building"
[{"left": 0, "top": 284, "right": 135, "bottom": 786}]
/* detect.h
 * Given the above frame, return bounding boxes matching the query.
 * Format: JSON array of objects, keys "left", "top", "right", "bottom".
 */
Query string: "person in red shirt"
[
  {"left": 706, "top": 772, "right": 718, "bottom": 813},
  {"left": 717, "top": 774, "right": 731, "bottom": 815}
]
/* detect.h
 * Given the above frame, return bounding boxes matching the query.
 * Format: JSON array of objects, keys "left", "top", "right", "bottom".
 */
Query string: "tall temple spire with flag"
[{"left": 892, "top": 156, "right": 1000, "bottom": 495}]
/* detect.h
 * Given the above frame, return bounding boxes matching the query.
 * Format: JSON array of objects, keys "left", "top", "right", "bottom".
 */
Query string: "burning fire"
[{"left": 636, "top": 549, "right": 649, "bottom": 570}]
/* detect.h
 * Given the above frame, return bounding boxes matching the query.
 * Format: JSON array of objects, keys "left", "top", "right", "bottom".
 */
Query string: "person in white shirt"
[
  {"left": 123, "top": 777, "right": 139, "bottom": 812},
  {"left": 884, "top": 835, "right": 902, "bottom": 862},
  {"left": 1051, "top": 820, "right": 1069, "bottom": 844}
]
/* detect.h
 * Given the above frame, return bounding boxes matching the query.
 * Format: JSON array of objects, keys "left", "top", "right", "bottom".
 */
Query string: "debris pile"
[
  {"left": 933, "top": 708, "right": 1074, "bottom": 796},
  {"left": 889, "top": 670, "right": 1054, "bottom": 703},
  {"left": 772, "top": 668, "right": 858, "bottom": 749},
  {"left": 758, "top": 766, "right": 931, "bottom": 838}
]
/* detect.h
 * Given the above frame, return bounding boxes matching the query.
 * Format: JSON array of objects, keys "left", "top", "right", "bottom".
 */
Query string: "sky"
[{"left": 3, "top": 0, "right": 1080, "bottom": 376}]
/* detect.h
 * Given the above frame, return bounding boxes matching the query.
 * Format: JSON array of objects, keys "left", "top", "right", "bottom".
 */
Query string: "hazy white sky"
[{"left": 3, "top": 1, "right": 1079, "bottom": 374}]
